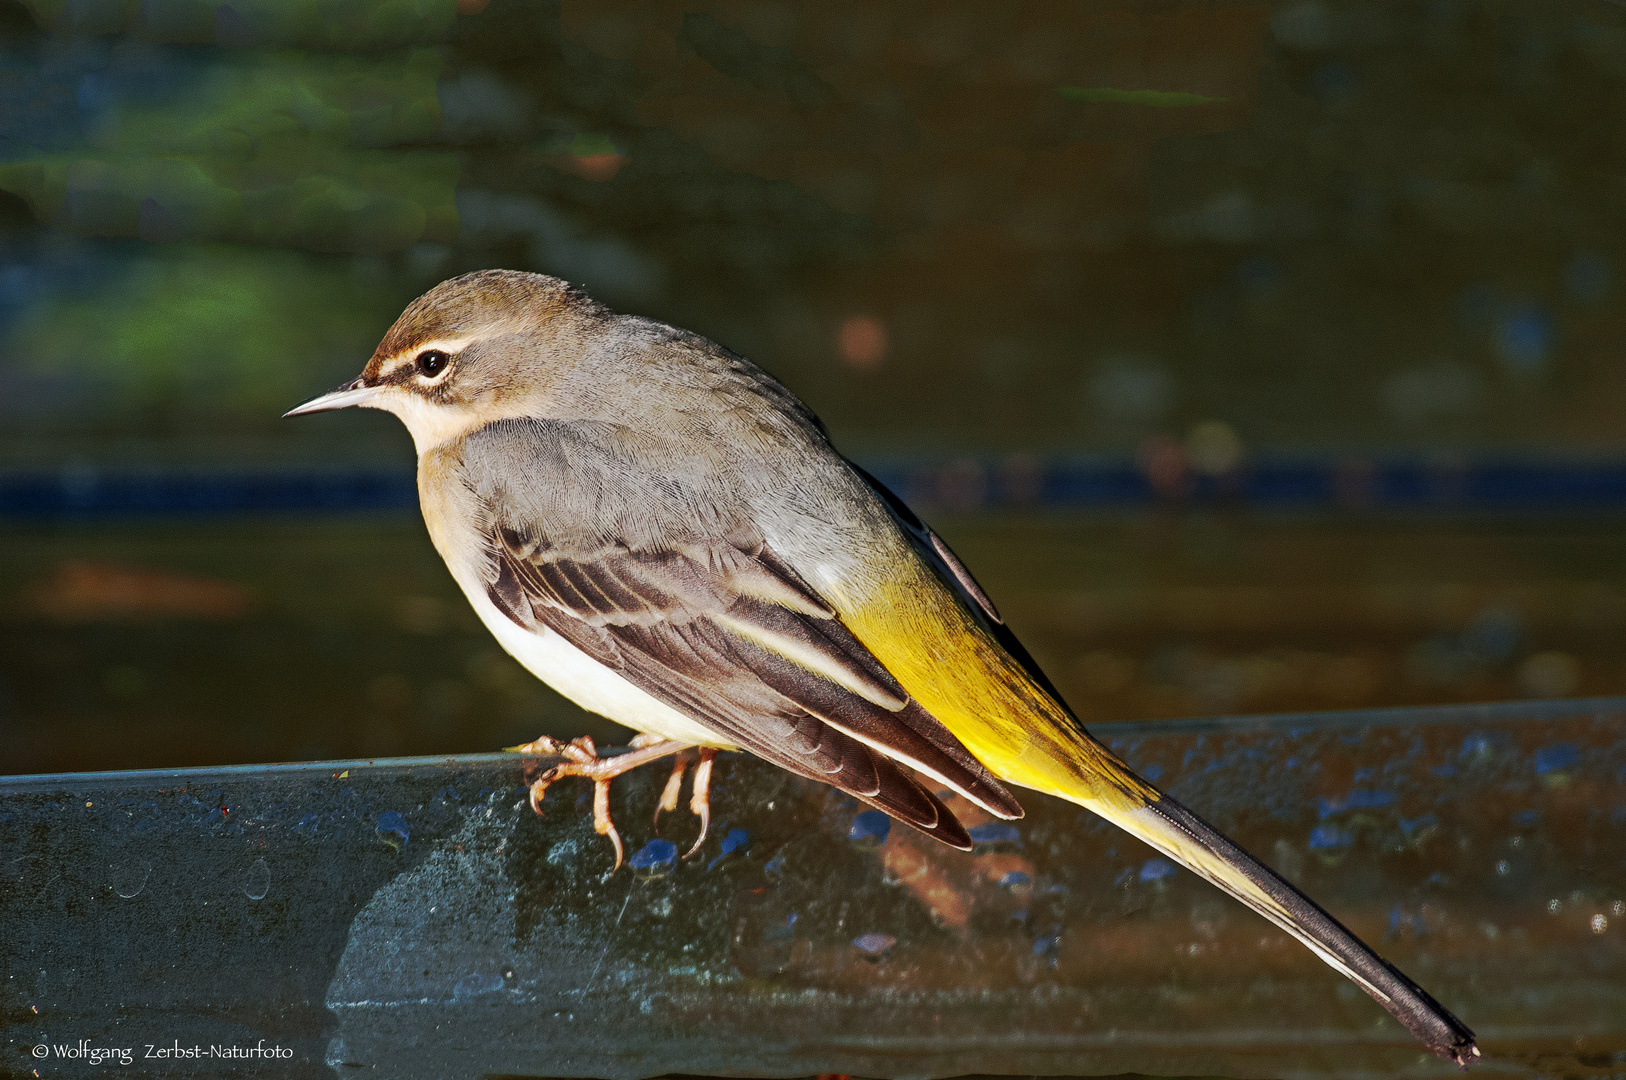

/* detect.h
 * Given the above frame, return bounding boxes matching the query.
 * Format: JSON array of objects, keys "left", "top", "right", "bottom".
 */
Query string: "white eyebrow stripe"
[{"left": 378, "top": 337, "right": 477, "bottom": 379}]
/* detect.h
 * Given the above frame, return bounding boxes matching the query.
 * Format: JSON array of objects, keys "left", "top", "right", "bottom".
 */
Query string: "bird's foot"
[
  {"left": 515, "top": 734, "right": 692, "bottom": 871},
  {"left": 652, "top": 747, "right": 718, "bottom": 857}
]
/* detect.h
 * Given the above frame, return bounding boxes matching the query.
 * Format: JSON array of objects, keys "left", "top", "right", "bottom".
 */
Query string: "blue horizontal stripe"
[{"left": 8, "top": 456, "right": 1626, "bottom": 518}]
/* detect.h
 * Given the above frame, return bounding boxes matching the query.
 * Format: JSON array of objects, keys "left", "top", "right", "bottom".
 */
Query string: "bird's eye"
[{"left": 416, "top": 350, "right": 450, "bottom": 378}]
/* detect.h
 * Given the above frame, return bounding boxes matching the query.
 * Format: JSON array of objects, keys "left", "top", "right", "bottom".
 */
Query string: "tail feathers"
[{"left": 1100, "top": 794, "right": 1479, "bottom": 1066}]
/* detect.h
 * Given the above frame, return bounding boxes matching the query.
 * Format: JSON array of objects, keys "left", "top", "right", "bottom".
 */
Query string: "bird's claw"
[
  {"left": 527, "top": 775, "right": 552, "bottom": 816},
  {"left": 683, "top": 749, "right": 716, "bottom": 858},
  {"left": 649, "top": 748, "right": 718, "bottom": 858},
  {"left": 592, "top": 777, "right": 625, "bottom": 871},
  {"left": 515, "top": 733, "right": 694, "bottom": 871}
]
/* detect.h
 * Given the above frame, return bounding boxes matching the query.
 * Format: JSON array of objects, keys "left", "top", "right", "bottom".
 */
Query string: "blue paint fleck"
[
  {"left": 1430, "top": 763, "right": 1457, "bottom": 779},
  {"left": 1139, "top": 857, "right": 1176, "bottom": 882},
  {"left": 1316, "top": 789, "right": 1396, "bottom": 817},
  {"left": 998, "top": 870, "right": 1032, "bottom": 889},
  {"left": 967, "top": 822, "right": 1022, "bottom": 848},
  {"left": 1512, "top": 809, "right": 1541, "bottom": 827},
  {"left": 1309, "top": 825, "right": 1354, "bottom": 850},
  {"left": 707, "top": 828, "right": 749, "bottom": 870},
  {"left": 1033, "top": 930, "right": 1062, "bottom": 966},
  {"left": 852, "top": 932, "right": 897, "bottom": 956},
  {"left": 375, "top": 810, "right": 410, "bottom": 850},
  {"left": 1387, "top": 905, "right": 1426, "bottom": 936},
  {"left": 1460, "top": 732, "right": 1509, "bottom": 761},
  {"left": 1141, "top": 763, "right": 1164, "bottom": 782},
  {"left": 1399, "top": 813, "right": 1437, "bottom": 838},
  {"left": 1534, "top": 743, "right": 1580, "bottom": 775},
  {"left": 849, "top": 810, "right": 891, "bottom": 849},
  {"left": 629, "top": 839, "right": 678, "bottom": 878}
]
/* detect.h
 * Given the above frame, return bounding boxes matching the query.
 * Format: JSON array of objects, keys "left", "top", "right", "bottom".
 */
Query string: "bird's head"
[{"left": 285, "top": 269, "right": 603, "bottom": 454}]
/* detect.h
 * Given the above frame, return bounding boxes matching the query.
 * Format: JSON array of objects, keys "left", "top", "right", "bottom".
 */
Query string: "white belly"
[{"left": 459, "top": 575, "right": 734, "bottom": 749}]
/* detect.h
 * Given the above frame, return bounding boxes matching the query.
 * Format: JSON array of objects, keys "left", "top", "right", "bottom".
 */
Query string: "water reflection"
[{"left": 5, "top": 512, "right": 1626, "bottom": 774}]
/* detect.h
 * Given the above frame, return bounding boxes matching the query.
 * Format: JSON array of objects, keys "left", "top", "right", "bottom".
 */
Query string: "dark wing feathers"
[
  {"left": 713, "top": 594, "right": 908, "bottom": 709},
  {"left": 525, "top": 596, "right": 972, "bottom": 848},
  {"left": 484, "top": 524, "right": 1020, "bottom": 845},
  {"left": 488, "top": 555, "right": 534, "bottom": 630}
]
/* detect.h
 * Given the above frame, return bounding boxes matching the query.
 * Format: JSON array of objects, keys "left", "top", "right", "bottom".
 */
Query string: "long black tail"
[{"left": 1093, "top": 791, "right": 1479, "bottom": 1065}]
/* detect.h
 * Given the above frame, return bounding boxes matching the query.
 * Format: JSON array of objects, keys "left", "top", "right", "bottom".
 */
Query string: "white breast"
[
  {"left": 458, "top": 573, "right": 736, "bottom": 749},
  {"left": 417, "top": 446, "right": 733, "bottom": 750}
]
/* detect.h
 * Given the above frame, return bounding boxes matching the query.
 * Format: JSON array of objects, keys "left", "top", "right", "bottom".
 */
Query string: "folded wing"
[{"left": 480, "top": 518, "right": 1023, "bottom": 849}]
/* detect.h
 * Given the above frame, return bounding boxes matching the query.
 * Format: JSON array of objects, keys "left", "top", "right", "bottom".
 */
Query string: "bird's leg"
[
  {"left": 683, "top": 748, "right": 718, "bottom": 858},
  {"left": 518, "top": 734, "right": 693, "bottom": 871}
]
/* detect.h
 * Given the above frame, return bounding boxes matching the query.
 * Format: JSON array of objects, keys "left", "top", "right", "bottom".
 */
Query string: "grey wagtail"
[{"left": 287, "top": 269, "right": 1476, "bottom": 1064}]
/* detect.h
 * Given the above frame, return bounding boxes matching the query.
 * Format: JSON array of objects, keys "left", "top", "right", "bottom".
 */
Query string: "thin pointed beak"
[{"left": 283, "top": 378, "right": 380, "bottom": 418}]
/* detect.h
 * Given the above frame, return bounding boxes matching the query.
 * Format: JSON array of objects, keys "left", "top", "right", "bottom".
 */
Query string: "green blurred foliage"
[
  {"left": 5, "top": 0, "right": 1626, "bottom": 452},
  {"left": 0, "top": 10, "right": 456, "bottom": 429},
  {"left": 561, "top": 132, "right": 619, "bottom": 158},
  {"left": 0, "top": 47, "right": 458, "bottom": 253},
  {"left": 18, "top": 0, "right": 455, "bottom": 50},
  {"left": 10, "top": 245, "right": 404, "bottom": 421}
]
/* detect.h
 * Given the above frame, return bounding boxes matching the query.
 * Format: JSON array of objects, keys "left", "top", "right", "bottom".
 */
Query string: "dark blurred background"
[{"left": 4, "top": 0, "right": 1626, "bottom": 773}]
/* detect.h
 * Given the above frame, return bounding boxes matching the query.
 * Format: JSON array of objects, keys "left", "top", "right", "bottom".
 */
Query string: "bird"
[{"left": 287, "top": 269, "right": 1477, "bottom": 1065}]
